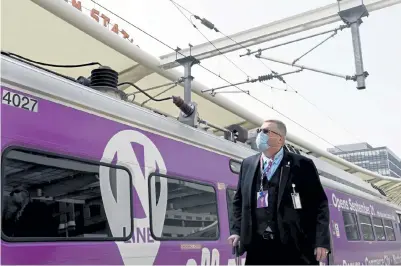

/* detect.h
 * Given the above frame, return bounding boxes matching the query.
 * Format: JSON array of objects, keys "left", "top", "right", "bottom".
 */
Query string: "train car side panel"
[
  {"left": 1, "top": 84, "right": 239, "bottom": 265},
  {"left": 327, "top": 187, "right": 401, "bottom": 265}
]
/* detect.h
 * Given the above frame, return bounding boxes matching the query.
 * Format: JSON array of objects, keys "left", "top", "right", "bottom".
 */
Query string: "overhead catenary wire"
[
  {"left": 255, "top": 56, "right": 363, "bottom": 144},
  {"left": 197, "top": 9, "right": 349, "bottom": 87},
  {"left": 167, "top": 1, "right": 363, "bottom": 149},
  {"left": 168, "top": 0, "right": 297, "bottom": 93},
  {"left": 169, "top": 0, "right": 288, "bottom": 85},
  {"left": 171, "top": 0, "right": 357, "bottom": 125},
  {"left": 168, "top": 0, "right": 249, "bottom": 78},
  {"left": 90, "top": 0, "right": 267, "bottom": 88},
  {"left": 254, "top": 57, "right": 364, "bottom": 144},
  {"left": 202, "top": 69, "right": 303, "bottom": 93},
  {"left": 90, "top": 0, "right": 347, "bottom": 151},
  {"left": 226, "top": 16, "right": 359, "bottom": 143},
  {"left": 197, "top": 65, "right": 344, "bottom": 149},
  {"left": 166, "top": 1, "right": 360, "bottom": 148}
]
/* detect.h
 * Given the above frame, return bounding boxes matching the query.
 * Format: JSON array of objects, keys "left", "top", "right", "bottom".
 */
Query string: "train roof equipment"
[{"left": 2, "top": 0, "right": 401, "bottom": 205}]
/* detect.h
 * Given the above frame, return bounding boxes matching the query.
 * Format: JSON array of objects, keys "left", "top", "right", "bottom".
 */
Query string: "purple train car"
[{"left": 1, "top": 54, "right": 401, "bottom": 265}]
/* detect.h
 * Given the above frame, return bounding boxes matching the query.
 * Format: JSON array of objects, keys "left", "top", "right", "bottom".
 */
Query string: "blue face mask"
[{"left": 256, "top": 132, "right": 270, "bottom": 152}]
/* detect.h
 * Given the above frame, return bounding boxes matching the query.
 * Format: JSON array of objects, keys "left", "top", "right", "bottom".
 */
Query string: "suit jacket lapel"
[
  {"left": 277, "top": 150, "right": 291, "bottom": 209},
  {"left": 247, "top": 153, "right": 261, "bottom": 205}
]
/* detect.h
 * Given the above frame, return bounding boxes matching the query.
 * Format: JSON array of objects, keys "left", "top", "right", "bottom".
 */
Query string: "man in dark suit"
[
  {"left": 2, "top": 186, "right": 58, "bottom": 238},
  {"left": 228, "top": 119, "right": 330, "bottom": 265}
]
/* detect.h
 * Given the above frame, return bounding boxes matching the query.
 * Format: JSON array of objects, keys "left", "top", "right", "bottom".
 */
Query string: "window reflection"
[{"left": 150, "top": 175, "right": 219, "bottom": 240}]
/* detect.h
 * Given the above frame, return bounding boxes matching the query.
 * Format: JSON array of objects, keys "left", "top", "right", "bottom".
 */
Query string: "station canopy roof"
[
  {"left": 1, "top": 0, "right": 257, "bottom": 135},
  {"left": 1, "top": 0, "right": 400, "bottom": 207}
]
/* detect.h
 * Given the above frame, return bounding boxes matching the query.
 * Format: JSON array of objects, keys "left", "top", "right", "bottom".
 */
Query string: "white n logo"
[{"left": 101, "top": 130, "right": 168, "bottom": 264}]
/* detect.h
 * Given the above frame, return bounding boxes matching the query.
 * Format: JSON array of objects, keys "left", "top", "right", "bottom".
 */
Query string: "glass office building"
[{"left": 328, "top": 143, "right": 401, "bottom": 178}]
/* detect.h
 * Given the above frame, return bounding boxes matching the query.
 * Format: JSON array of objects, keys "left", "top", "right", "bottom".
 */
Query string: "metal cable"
[
  {"left": 292, "top": 29, "right": 342, "bottom": 65},
  {"left": 141, "top": 83, "right": 178, "bottom": 106},
  {"left": 168, "top": 0, "right": 293, "bottom": 93},
  {"left": 90, "top": 0, "right": 346, "bottom": 150},
  {"left": 197, "top": 65, "right": 342, "bottom": 149},
  {"left": 169, "top": 0, "right": 250, "bottom": 78}
]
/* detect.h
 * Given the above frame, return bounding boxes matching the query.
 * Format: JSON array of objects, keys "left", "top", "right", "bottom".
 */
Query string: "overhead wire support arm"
[
  {"left": 256, "top": 54, "right": 354, "bottom": 80},
  {"left": 210, "top": 90, "right": 250, "bottom": 96},
  {"left": 291, "top": 25, "right": 347, "bottom": 65},
  {"left": 239, "top": 24, "right": 349, "bottom": 58},
  {"left": 160, "top": 0, "right": 401, "bottom": 69},
  {"left": 201, "top": 69, "right": 303, "bottom": 94}
]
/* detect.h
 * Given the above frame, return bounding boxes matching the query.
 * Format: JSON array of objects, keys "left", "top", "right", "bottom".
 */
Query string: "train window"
[
  {"left": 358, "top": 214, "right": 375, "bottom": 241},
  {"left": 148, "top": 174, "right": 219, "bottom": 240},
  {"left": 226, "top": 188, "right": 236, "bottom": 230},
  {"left": 342, "top": 211, "right": 360, "bottom": 240},
  {"left": 372, "top": 217, "right": 386, "bottom": 241},
  {"left": 1, "top": 147, "right": 133, "bottom": 242},
  {"left": 383, "top": 219, "right": 396, "bottom": 241},
  {"left": 229, "top": 159, "right": 242, "bottom": 174}
]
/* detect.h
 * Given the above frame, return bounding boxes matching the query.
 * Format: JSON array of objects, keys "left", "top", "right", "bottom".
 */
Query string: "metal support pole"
[
  {"left": 173, "top": 45, "right": 200, "bottom": 127},
  {"left": 338, "top": 4, "right": 370, "bottom": 89},
  {"left": 176, "top": 55, "right": 200, "bottom": 103},
  {"left": 256, "top": 55, "right": 353, "bottom": 80}
]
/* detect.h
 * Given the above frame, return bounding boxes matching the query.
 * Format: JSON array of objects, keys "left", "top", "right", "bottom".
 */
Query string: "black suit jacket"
[{"left": 231, "top": 149, "right": 330, "bottom": 262}]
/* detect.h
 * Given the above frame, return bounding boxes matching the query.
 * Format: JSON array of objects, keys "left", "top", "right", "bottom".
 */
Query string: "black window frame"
[
  {"left": 341, "top": 211, "right": 361, "bottom": 241},
  {"left": 147, "top": 172, "right": 220, "bottom": 241},
  {"left": 1, "top": 146, "right": 134, "bottom": 243}
]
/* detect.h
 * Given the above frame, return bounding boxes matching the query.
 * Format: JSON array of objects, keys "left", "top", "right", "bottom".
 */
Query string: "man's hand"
[
  {"left": 315, "top": 247, "right": 329, "bottom": 261},
  {"left": 227, "top": 234, "right": 240, "bottom": 247}
]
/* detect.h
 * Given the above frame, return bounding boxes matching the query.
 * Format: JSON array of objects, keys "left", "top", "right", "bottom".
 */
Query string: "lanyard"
[{"left": 259, "top": 155, "right": 274, "bottom": 193}]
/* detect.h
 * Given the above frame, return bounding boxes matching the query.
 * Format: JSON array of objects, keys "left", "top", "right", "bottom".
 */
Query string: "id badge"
[
  {"left": 291, "top": 193, "right": 302, "bottom": 209},
  {"left": 256, "top": 191, "right": 269, "bottom": 208}
]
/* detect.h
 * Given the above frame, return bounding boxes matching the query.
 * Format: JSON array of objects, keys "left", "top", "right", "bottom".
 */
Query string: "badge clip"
[{"left": 291, "top": 183, "right": 302, "bottom": 209}]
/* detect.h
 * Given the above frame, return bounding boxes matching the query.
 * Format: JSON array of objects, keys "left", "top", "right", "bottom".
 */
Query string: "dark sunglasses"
[{"left": 257, "top": 128, "right": 281, "bottom": 136}]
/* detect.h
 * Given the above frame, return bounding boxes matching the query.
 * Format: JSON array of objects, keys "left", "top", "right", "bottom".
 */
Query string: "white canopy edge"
[{"left": 29, "top": 0, "right": 401, "bottom": 205}]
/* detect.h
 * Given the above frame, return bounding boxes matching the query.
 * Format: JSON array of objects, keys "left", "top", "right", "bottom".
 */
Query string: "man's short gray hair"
[{"left": 264, "top": 119, "right": 287, "bottom": 137}]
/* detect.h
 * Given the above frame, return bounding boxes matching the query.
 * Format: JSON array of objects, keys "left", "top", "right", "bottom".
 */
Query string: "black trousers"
[{"left": 245, "top": 234, "right": 313, "bottom": 265}]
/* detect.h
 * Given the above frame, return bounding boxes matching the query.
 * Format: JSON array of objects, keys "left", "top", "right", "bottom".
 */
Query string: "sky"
[{"left": 66, "top": 0, "right": 401, "bottom": 156}]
